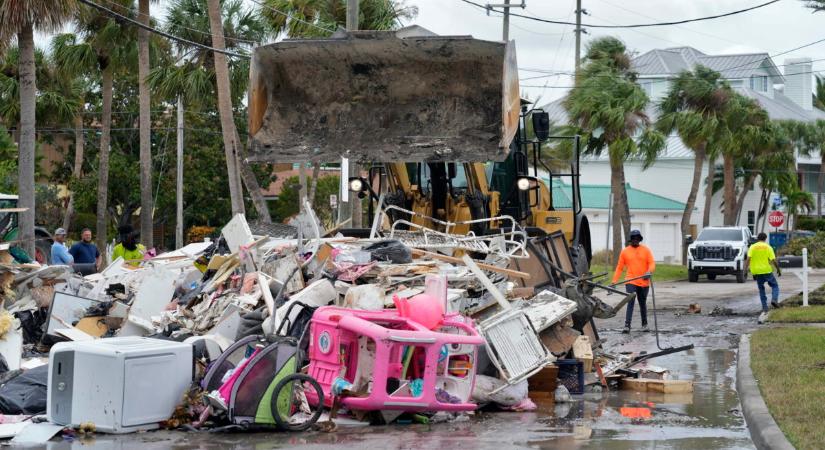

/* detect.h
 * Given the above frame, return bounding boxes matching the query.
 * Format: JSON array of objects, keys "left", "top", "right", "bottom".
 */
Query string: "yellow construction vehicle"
[{"left": 246, "top": 27, "right": 591, "bottom": 264}]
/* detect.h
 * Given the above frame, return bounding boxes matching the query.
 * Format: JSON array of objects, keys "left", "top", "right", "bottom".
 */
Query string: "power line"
[
  {"left": 458, "top": 0, "right": 781, "bottom": 29},
  {"left": 98, "top": 0, "right": 260, "bottom": 45},
  {"left": 245, "top": 0, "right": 335, "bottom": 35},
  {"left": 77, "top": 0, "right": 249, "bottom": 59}
]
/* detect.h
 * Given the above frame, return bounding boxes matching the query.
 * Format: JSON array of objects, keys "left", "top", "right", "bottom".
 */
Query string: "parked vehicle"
[
  {"left": 0, "top": 193, "right": 54, "bottom": 264},
  {"left": 687, "top": 226, "right": 755, "bottom": 283}
]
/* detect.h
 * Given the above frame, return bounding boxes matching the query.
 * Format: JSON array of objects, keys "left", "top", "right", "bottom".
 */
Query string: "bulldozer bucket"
[{"left": 247, "top": 27, "right": 520, "bottom": 163}]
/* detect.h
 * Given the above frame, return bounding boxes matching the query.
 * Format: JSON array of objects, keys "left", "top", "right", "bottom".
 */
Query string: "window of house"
[
  {"left": 747, "top": 211, "right": 756, "bottom": 234},
  {"left": 749, "top": 75, "right": 768, "bottom": 92}
]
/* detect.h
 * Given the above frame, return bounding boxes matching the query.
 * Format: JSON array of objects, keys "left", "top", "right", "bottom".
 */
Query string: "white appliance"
[{"left": 47, "top": 337, "right": 193, "bottom": 433}]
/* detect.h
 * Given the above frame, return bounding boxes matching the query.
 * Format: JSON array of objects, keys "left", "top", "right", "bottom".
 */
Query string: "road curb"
[{"left": 737, "top": 334, "right": 795, "bottom": 450}]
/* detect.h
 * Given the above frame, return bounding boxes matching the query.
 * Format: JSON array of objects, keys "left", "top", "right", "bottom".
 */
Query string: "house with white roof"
[{"left": 543, "top": 46, "right": 825, "bottom": 263}]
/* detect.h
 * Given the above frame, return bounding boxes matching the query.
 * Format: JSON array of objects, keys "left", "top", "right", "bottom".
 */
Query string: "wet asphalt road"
[{"left": 24, "top": 270, "right": 825, "bottom": 449}]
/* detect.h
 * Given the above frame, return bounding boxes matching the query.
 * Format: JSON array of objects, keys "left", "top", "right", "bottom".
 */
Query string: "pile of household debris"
[{"left": 0, "top": 206, "right": 693, "bottom": 442}]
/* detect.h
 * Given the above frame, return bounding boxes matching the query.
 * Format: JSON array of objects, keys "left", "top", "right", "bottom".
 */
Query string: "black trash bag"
[
  {"left": 0, "top": 365, "right": 48, "bottom": 415},
  {"left": 14, "top": 308, "right": 48, "bottom": 345},
  {"left": 364, "top": 240, "right": 412, "bottom": 264}
]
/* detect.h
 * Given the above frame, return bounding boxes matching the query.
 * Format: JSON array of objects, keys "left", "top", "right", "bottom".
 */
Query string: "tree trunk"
[
  {"left": 235, "top": 129, "right": 271, "bottom": 223},
  {"left": 207, "top": 0, "right": 244, "bottom": 215},
  {"left": 308, "top": 162, "right": 321, "bottom": 204},
  {"left": 702, "top": 157, "right": 715, "bottom": 227},
  {"left": 138, "top": 0, "right": 154, "bottom": 248},
  {"left": 819, "top": 156, "right": 825, "bottom": 217},
  {"left": 734, "top": 175, "right": 754, "bottom": 226},
  {"left": 17, "top": 25, "right": 36, "bottom": 257},
  {"left": 609, "top": 156, "right": 624, "bottom": 264},
  {"left": 62, "top": 114, "right": 85, "bottom": 231},
  {"left": 617, "top": 163, "right": 631, "bottom": 241},
  {"left": 723, "top": 153, "right": 736, "bottom": 225},
  {"left": 298, "top": 162, "right": 307, "bottom": 212},
  {"left": 681, "top": 146, "right": 705, "bottom": 265},
  {"left": 96, "top": 67, "right": 114, "bottom": 256}
]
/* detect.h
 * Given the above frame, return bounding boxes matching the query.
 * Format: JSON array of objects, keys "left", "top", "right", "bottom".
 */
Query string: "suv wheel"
[
  {"left": 707, "top": 274, "right": 717, "bottom": 281},
  {"left": 689, "top": 270, "right": 699, "bottom": 282},
  {"left": 736, "top": 270, "right": 746, "bottom": 283}
]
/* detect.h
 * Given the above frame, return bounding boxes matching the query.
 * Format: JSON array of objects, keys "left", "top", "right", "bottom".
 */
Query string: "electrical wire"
[
  {"left": 77, "top": 0, "right": 249, "bottom": 59},
  {"left": 458, "top": 0, "right": 781, "bottom": 29},
  {"left": 246, "top": 0, "right": 335, "bottom": 35},
  {"left": 98, "top": 0, "right": 260, "bottom": 45}
]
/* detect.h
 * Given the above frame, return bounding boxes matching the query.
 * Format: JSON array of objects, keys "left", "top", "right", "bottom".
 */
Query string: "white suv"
[{"left": 687, "top": 226, "right": 755, "bottom": 283}]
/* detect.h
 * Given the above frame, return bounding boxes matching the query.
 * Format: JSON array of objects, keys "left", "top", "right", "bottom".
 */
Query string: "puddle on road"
[{"left": 41, "top": 349, "right": 751, "bottom": 450}]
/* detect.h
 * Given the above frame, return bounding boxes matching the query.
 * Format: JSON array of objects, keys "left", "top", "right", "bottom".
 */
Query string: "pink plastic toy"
[
  {"left": 306, "top": 306, "right": 484, "bottom": 412},
  {"left": 393, "top": 293, "right": 444, "bottom": 330}
]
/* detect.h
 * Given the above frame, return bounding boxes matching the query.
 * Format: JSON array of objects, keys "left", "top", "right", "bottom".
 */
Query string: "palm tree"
[
  {"left": 0, "top": 0, "right": 77, "bottom": 256},
  {"left": 261, "top": 0, "right": 418, "bottom": 222},
  {"left": 138, "top": 0, "right": 154, "bottom": 248},
  {"left": 207, "top": 0, "right": 245, "bottom": 217},
  {"left": 719, "top": 93, "right": 769, "bottom": 225},
  {"left": 152, "top": 0, "right": 270, "bottom": 220},
  {"left": 563, "top": 37, "right": 665, "bottom": 262},
  {"left": 657, "top": 66, "right": 731, "bottom": 262},
  {"left": 262, "top": 0, "right": 418, "bottom": 38},
  {"left": 814, "top": 75, "right": 825, "bottom": 111},
  {"left": 53, "top": 1, "right": 137, "bottom": 253}
]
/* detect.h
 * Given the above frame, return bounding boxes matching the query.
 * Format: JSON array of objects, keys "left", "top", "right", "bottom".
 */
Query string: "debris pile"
[{"left": 0, "top": 206, "right": 692, "bottom": 440}]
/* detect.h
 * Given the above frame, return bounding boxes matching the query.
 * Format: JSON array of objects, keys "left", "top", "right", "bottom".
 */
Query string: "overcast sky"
[
  {"left": 407, "top": 0, "right": 825, "bottom": 104},
  {"left": 44, "top": 0, "right": 825, "bottom": 105}
]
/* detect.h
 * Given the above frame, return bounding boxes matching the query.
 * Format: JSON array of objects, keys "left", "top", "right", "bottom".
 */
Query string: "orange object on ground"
[{"left": 620, "top": 407, "right": 652, "bottom": 419}]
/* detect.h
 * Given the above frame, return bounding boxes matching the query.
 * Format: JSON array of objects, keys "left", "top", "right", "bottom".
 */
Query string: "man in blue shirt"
[
  {"left": 50, "top": 228, "right": 73, "bottom": 265},
  {"left": 69, "top": 228, "right": 100, "bottom": 271}
]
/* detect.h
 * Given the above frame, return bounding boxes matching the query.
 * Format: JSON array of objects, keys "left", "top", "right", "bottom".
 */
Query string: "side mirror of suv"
[{"left": 748, "top": 237, "right": 757, "bottom": 245}]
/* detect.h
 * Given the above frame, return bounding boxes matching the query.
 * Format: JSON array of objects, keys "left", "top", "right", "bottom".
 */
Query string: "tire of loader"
[{"left": 688, "top": 270, "right": 699, "bottom": 283}]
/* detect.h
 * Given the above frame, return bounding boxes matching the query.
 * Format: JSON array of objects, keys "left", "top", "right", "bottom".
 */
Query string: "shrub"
[
  {"left": 796, "top": 216, "right": 825, "bottom": 232},
  {"left": 780, "top": 231, "right": 825, "bottom": 268}
]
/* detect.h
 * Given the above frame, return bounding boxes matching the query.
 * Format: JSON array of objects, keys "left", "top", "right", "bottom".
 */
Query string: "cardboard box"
[
  {"left": 621, "top": 378, "right": 693, "bottom": 394},
  {"left": 528, "top": 365, "right": 559, "bottom": 393}
]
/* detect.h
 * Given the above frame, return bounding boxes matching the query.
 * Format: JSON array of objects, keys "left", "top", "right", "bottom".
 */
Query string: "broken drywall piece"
[
  {"left": 275, "top": 278, "right": 336, "bottom": 331},
  {"left": 519, "top": 290, "right": 577, "bottom": 333},
  {"left": 0, "top": 422, "right": 29, "bottom": 439},
  {"left": 262, "top": 253, "right": 304, "bottom": 296},
  {"left": 341, "top": 284, "right": 384, "bottom": 311},
  {"left": 118, "top": 267, "right": 177, "bottom": 336},
  {"left": 0, "top": 323, "right": 22, "bottom": 370},
  {"left": 222, "top": 214, "right": 254, "bottom": 254},
  {"left": 54, "top": 328, "right": 94, "bottom": 341},
  {"left": 10, "top": 423, "right": 63, "bottom": 444}
]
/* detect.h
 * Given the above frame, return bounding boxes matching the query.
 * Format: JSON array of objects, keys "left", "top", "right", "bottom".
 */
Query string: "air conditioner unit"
[{"left": 47, "top": 337, "right": 193, "bottom": 434}]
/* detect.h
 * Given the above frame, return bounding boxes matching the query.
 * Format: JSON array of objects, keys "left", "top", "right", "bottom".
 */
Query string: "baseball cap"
[{"left": 54, "top": 228, "right": 67, "bottom": 236}]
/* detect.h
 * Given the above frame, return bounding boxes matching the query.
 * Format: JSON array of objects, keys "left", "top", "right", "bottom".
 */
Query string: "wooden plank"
[
  {"left": 621, "top": 378, "right": 693, "bottom": 394},
  {"left": 410, "top": 249, "right": 531, "bottom": 280}
]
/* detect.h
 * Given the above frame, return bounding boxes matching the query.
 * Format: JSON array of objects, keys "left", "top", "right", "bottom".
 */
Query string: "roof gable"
[{"left": 552, "top": 180, "right": 685, "bottom": 211}]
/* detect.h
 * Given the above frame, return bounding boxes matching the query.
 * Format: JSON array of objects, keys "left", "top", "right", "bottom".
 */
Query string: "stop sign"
[{"left": 768, "top": 211, "right": 785, "bottom": 228}]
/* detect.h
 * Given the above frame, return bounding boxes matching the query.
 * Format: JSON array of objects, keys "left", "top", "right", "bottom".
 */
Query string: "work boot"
[
  {"left": 640, "top": 325, "right": 650, "bottom": 332},
  {"left": 622, "top": 326, "right": 630, "bottom": 334},
  {"left": 771, "top": 300, "right": 780, "bottom": 309}
]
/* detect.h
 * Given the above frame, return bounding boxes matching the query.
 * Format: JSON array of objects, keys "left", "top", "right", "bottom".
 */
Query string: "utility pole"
[
  {"left": 176, "top": 96, "right": 184, "bottom": 248},
  {"left": 502, "top": 0, "right": 511, "bottom": 41},
  {"left": 575, "top": 0, "right": 582, "bottom": 70},
  {"left": 347, "top": 0, "right": 362, "bottom": 227}
]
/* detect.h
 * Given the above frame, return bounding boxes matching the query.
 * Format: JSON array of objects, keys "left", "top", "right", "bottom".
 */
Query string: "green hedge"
[
  {"left": 796, "top": 216, "right": 825, "bottom": 232},
  {"left": 780, "top": 231, "right": 825, "bottom": 268}
]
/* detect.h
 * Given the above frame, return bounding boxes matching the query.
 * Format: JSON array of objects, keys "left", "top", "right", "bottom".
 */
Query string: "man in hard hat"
[
  {"left": 746, "top": 232, "right": 781, "bottom": 323},
  {"left": 613, "top": 229, "right": 656, "bottom": 334}
]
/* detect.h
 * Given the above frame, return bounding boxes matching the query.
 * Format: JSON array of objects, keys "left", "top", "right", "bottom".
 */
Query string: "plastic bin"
[{"left": 556, "top": 359, "right": 584, "bottom": 395}]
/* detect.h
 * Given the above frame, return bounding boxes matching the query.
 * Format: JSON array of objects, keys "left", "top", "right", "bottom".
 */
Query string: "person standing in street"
[
  {"left": 612, "top": 229, "right": 656, "bottom": 334},
  {"left": 50, "top": 228, "right": 73, "bottom": 265},
  {"left": 69, "top": 228, "right": 101, "bottom": 272},
  {"left": 746, "top": 232, "right": 781, "bottom": 322}
]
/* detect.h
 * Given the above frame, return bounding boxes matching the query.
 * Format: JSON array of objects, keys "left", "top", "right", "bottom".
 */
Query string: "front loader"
[{"left": 246, "top": 26, "right": 590, "bottom": 265}]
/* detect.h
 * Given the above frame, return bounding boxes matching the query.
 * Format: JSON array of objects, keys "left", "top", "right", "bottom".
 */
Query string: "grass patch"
[
  {"left": 783, "top": 282, "right": 825, "bottom": 307},
  {"left": 769, "top": 305, "right": 825, "bottom": 323},
  {"left": 590, "top": 263, "right": 687, "bottom": 282},
  {"left": 751, "top": 328, "right": 825, "bottom": 449}
]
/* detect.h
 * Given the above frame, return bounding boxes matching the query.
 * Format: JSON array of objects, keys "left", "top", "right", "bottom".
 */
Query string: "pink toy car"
[{"left": 306, "top": 306, "right": 484, "bottom": 412}]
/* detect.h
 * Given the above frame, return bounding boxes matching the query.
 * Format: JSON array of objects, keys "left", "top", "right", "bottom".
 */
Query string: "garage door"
[{"left": 647, "top": 223, "right": 677, "bottom": 263}]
